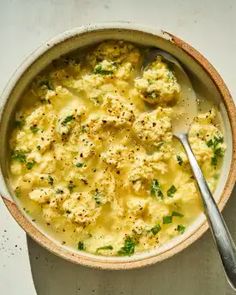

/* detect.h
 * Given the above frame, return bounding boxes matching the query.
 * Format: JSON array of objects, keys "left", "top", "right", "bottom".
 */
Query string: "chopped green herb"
[
  {"left": 206, "top": 139, "right": 213, "bottom": 147},
  {"left": 118, "top": 236, "right": 136, "bottom": 256},
  {"left": 215, "top": 136, "right": 224, "bottom": 144},
  {"left": 177, "top": 224, "right": 186, "bottom": 234},
  {"left": 78, "top": 241, "right": 85, "bottom": 250},
  {"left": 167, "top": 185, "right": 177, "bottom": 197},
  {"left": 56, "top": 189, "right": 64, "bottom": 194},
  {"left": 11, "top": 150, "right": 27, "bottom": 163},
  {"left": 30, "top": 125, "right": 39, "bottom": 133},
  {"left": 172, "top": 211, "right": 184, "bottom": 217},
  {"left": 211, "top": 151, "right": 223, "bottom": 166},
  {"left": 96, "top": 245, "right": 113, "bottom": 252},
  {"left": 206, "top": 136, "right": 224, "bottom": 166},
  {"left": 39, "top": 79, "right": 54, "bottom": 90},
  {"left": 150, "top": 224, "right": 161, "bottom": 235},
  {"left": 48, "top": 175, "right": 54, "bottom": 185},
  {"left": 214, "top": 147, "right": 224, "bottom": 157},
  {"left": 176, "top": 155, "right": 183, "bottom": 166},
  {"left": 76, "top": 162, "right": 84, "bottom": 168},
  {"left": 26, "top": 161, "right": 36, "bottom": 170},
  {"left": 211, "top": 156, "right": 217, "bottom": 166},
  {"left": 37, "top": 145, "right": 41, "bottom": 151},
  {"left": 207, "top": 136, "right": 223, "bottom": 148},
  {"left": 93, "top": 189, "right": 102, "bottom": 205},
  {"left": 150, "top": 179, "right": 163, "bottom": 199},
  {"left": 163, "top": 215, "right": 172, "bottom": 224},
  {"left": 14, "top": 119, "right": 25, "bottom": 129},
  {"left": 15, "top": 187, "right": 21, "bottom": 198},
  {"left": 62, "top": 115, "right": 74, "bottom": 126},
  {"left": 94, "top": 64, "right": 113, "bottom": 75}
]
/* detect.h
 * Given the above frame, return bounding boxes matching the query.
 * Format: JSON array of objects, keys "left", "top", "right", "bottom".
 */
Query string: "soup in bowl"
[{"left": 0, "top": 23, "right": 236, "bottom": 269}]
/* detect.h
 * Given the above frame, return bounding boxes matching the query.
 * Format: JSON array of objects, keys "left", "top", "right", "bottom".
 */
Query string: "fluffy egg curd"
[{"left": 9, "top": 41, "right": 226, "bottom": 256}]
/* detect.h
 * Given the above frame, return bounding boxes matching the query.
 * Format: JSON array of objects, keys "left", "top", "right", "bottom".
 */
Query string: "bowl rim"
[{"left": 1, "top": 22, "right": 236, "bottom": 270}]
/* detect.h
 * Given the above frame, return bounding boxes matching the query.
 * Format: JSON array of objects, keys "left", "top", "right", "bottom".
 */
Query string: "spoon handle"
[{"left": 178, "top": 133, "right": 236, "bottom": 290}]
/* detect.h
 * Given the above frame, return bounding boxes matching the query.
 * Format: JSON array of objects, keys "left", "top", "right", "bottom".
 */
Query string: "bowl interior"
[{"left": 0, "top": 25, "right": 233, "bottom": 267}]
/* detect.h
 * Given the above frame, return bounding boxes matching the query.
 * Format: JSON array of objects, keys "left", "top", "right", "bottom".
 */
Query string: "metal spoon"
[{"left": 144, "top": 49, "right": 236, "bottom": 290}]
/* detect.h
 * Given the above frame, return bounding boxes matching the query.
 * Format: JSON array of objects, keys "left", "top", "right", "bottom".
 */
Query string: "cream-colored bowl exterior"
[{"left": 0, "top": 23, "right": 236, "bottom": 270}]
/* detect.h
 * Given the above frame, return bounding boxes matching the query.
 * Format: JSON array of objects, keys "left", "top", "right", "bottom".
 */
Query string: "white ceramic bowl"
[{"left": 0, "top": 23, "right": 236, "bottom": 269}]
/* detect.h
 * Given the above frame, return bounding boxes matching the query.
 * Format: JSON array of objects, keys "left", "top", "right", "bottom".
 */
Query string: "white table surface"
[{"left": 0, "top": 0, "right": 236, "bottom": 294}]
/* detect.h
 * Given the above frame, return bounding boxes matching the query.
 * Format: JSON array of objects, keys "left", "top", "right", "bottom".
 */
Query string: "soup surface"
[{"left": 9, "top": 41, "right": 226, "bottom": 256}]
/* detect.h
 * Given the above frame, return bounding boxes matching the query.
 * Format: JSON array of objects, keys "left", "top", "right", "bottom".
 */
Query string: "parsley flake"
[
  {"left": 14, "top": 119, "right": 25, "bottom": 129},
  {"left": 118, "top": 236, "right": 136, "bottom": 256},
  {"left": 176, "top": 155, "right": 183, "bottom": 166},
  {"left": 211, "top": 156, "right": 217, "bottom": 166},
  {"left": 150, "top": 179, "right": 163, "bottom": 199},
  {"left": 163, "top": 216, "right": 172, "bottom": 224},
  {"left": 150, "top": 224, "right": 161, "bottom": 235},
  {"left": 206, "top": 136, "right": 224, "bottom": 166},
  {"left": 177, "top": 225, "right": 186, "bottom": 234},
  {"left": 93, "top": 189, "right": 103, "bottom": 205},
  {"left": 167, "top": 185, "right": 177, "bottom": 197},
  {"left": 30, "top": 125, "right": 39, "bottom": 133},
  {"left": 78, "top": 241, "right": 85, "bottom": 250},
  {"left": 62, "top": 115, "right": 74, "bottom": 126},
  {"left": 94, "top": 64, "right": 113, "bottom": 75},
  {"left": 26, "top": 161, "right": 36, "bottom": 170},
  {"left": 76, "top": 162, "right": 84, "bottom": 168},
  {"left": 11, "top": 150, "right": 27, "bottom": 163}
]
